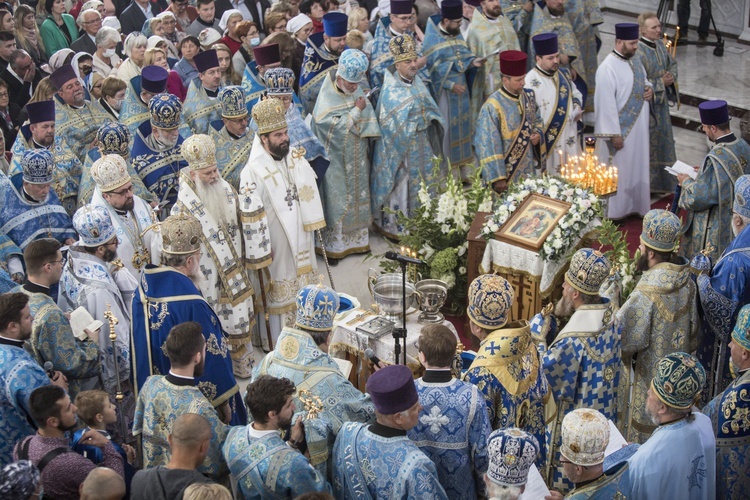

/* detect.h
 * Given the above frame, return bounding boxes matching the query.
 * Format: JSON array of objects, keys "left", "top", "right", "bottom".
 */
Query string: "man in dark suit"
[
  {"left": 215, "top": 0, "right": 270, "bottom": 33},
  {"left": 0, "top": 78, "right": 26, "bottom": 152},
  {"left": 70, "top": 9, "right": 101, "bottom": 55},
  {"left": 120, "top": 0, "right": 169, "bottom": 35},
  {"left": 0, "top": 50, "right": 42, "bottom": 109}
]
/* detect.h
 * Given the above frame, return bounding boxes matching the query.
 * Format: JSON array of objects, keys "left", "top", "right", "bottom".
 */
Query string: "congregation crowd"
[{"left": 0, "top": 0, "right": 749, "bottom": 498}]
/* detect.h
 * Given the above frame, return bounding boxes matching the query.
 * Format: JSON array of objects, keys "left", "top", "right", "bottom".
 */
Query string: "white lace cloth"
[
  {"left": 330, "top": 308, "right": 459, "bottom": 366},
  {"left": 479, "top": 219, "right": 601, "bottom": 296}
]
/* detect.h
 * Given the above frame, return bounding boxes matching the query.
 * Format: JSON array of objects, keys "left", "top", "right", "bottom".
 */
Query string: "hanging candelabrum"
[{"left": 559, "top": 137, "right": 618, "bottom": 197}]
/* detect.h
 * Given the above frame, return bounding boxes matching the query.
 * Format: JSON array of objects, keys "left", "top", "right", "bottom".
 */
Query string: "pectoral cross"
[{"left": 285, "top": 186, "right": 299, "bottom": 210}]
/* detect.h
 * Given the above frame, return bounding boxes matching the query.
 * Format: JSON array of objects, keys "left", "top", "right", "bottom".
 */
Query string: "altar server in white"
[{"left": 594, "top": 23, "right": 652, "bottom": 220}]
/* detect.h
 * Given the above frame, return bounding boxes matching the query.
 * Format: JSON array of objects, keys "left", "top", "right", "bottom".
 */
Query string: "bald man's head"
[
  {"left": 170, "top": 413, "right": 212, "bottom": 450},
  {"left": 79, "top": 468, "right": 126, "bottom": 500}
]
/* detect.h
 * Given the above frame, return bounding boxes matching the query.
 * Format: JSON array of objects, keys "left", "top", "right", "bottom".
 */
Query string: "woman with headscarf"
[
  {"left": 71, "top": 51, "right": 96, "bottom": 99},
  {"left": 14, "top": 5, "right": 48, "bottom": 68},
  {"left": 147, "top": 36, "right": 177, "bottom": 67},
  {"left": 231, "top": 20, "right": 258, "bottom": 77},
  {"left": 287, "top": 13, "right": 312, "bottom": 84},
  {"left": 92, "top": 26, "right": 121, "bottom": 76},
  {"left": 39, "top": 0, "right": 79, "bottom": 55},
  {"left": 218, "top": 9, "right": 243, "bottom": 55},
  {"left": 48, "top": 47, "right": 75, "bottom": 71},
  {"left": 116, "top": 31, "right": 147, "bottom": 82}
]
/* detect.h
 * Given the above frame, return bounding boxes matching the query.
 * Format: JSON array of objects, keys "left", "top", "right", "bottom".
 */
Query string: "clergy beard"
[
  {"left": 636, "top": 253, "right": 650, "bottom": 272},
  {"left": 646, "top": 405, "right": 662, "bottom": 426},
  {"left": 277, "top": 413, "right": 293, "bottom": 430},
  {"left": 548, "top": 5, "right": 565, "bottom": 16},
  {"left": 102, "top": 247, "right": 117, "bottom": 263},
  {"left": 189, "top": 267, "right": 208, "bottom": 290},
  {"left": 153, "top": 130, "right": 178, "bottom": 149},
  {"left": 443, "top": 23, "right": 460, "bottom": 36},
  {"left": 484, "top": 5, "right": 502, "bottom": 18},
  {"left": 194, "top": 354, "right": 205, "bottom": 377},
  {"left": 554, "top": 293, "right": 575, "bottom": 317},
  {"left": 268, "top": 139, "right": 290, "bottom": 159},
  {"left": 114, "top": 197, "right": 135, "bottom": 212},
  {"left": 194, "top": 178, "right": 232, "bottom": 226}
]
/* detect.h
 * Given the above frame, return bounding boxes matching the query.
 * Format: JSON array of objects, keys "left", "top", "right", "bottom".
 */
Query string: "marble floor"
[
  {"left": 598, "top": 11, "right": 750, "bottom": 110},
  {"left": 239, "top": 10, "right": 749, "bottom": 387}
]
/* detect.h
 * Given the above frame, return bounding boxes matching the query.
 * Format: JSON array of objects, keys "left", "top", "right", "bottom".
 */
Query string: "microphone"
[
  {"left": 43, "top": 361, "right": 55, "bottom": 379},
  {"left": 364, "top": 348, "right": 382, "bottom": 367},
  {"left": 384, "top": 251, "right": 425, "bottom": 266}
]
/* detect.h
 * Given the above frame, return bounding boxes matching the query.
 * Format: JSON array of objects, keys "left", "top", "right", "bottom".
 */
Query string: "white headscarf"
[
  {"left": 102, "top": 16, "right": 121, "bottom": 32},
  {"left": 219, "top": 9, "right": 242, "bottom": 33},
  {"left": 49, "top": 48, "right": 75, "bottom": 71},
  {"left": 148, "top": 35, "right": 166, "bottom": 50},
  {"left": 371, "top": 0, "right": 391, "bottom": 21},
  {"left": 71, "top": 52, "right": 94, "bottom": 90},
  {"left": 286, "top": 13, "right": 312, "bottom": 34}
]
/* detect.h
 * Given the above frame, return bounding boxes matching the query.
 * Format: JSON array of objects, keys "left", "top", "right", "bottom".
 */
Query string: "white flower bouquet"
[
  {"left": 481, "top": 176, "right": 603, "bottom": 261},
  {"left": 380, "top": 165, "right": 493, "bottom": 313}
]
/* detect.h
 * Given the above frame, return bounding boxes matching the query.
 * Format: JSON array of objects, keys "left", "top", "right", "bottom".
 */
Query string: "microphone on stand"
[
  {"left": 364, "top": 348, "right": 382, "bottom": 367},
  {"left": 384, "top": 251, "right": 425, "bottom": 266}
]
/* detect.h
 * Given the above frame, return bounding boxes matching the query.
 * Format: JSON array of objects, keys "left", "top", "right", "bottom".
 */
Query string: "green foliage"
[{"left": 377, "top": 163, "right": 493, "bottom": 314}]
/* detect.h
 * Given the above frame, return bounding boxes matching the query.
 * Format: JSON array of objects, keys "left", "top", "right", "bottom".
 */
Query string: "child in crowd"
[{"left": 72, "top": 390, "right": 136, "bottom": 492}]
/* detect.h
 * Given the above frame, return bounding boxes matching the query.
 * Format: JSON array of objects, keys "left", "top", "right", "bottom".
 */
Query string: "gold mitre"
[
  {"left": 182, "top": 134, "right": 216, "bottom": 171},
  {"left": 252, "top": 97, "right": 287, "bottom": 135},
  {"left": 92, "top": 154, "right": 130, "bottom": 192},
  {"left": 389, "top": 34, "right": 417, "bottom": 63},
  {"left": 161, "top": 212, "right": 202, "bottom": 255}
]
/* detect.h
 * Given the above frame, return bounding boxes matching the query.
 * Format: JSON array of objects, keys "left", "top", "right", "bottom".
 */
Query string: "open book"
[
  {"left": 332, "top": 357, "right": 353, "bottom": 379},
  {"left": 664, "top": 160, "right": 698, "bottom": 180},
  {"left": 69, "top": 307, "right": 102, "bottom": 341}
]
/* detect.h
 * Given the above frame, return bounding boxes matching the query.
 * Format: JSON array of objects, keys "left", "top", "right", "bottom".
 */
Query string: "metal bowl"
[
  {"left": 372, "top": 280, "right": 416, "bottom": 321},
  {"left": 415, "top": 279, "right": 448, "bottom": 324}
]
